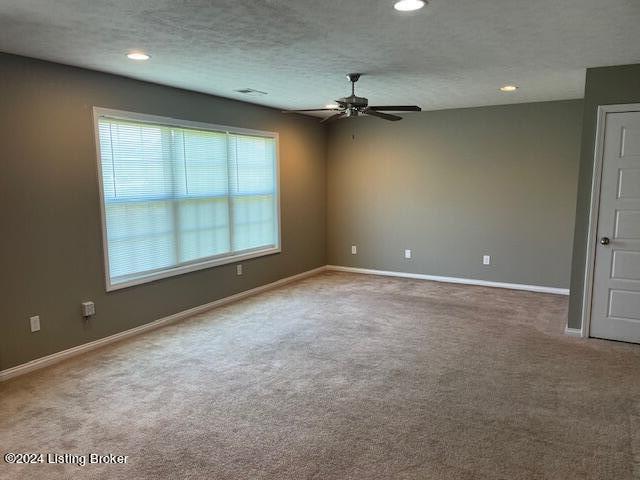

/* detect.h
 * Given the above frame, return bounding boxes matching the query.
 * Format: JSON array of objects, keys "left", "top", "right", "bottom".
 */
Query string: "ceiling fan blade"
[
  {"left": 282, "top": 108, "right": 341, "bottom": 113},
  {"left": 368, "top": 105, "right": 422, "bottom": 112},
  {"left": 320, "top": 111, "right": 347, "bottom": 124},
  {"left": 364, "top": 109, "right": 402, "bottom": 121}
]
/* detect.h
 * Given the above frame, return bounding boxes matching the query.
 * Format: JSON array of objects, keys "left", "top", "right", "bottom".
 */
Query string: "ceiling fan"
[{"left": 283, "top": 73, "right": 421, "bottom": 123}]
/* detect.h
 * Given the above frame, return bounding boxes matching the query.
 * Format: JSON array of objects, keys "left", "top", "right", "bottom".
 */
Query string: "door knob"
[{"left": 600, "top": 237, "right": 610, "bottom": 245}]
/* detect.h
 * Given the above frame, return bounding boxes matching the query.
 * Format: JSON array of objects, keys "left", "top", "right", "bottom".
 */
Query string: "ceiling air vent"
[{"left": 234, "top": 88, "right": 268, "bottom": 96}]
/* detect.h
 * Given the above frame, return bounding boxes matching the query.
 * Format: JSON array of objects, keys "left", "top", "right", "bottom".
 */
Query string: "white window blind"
[{"left": 94, "top": 109, "right": 279, "bottom": 290}]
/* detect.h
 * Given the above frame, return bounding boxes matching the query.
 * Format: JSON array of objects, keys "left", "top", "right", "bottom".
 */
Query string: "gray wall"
[
  {"left": 327, "top": 100, "right": 583, "bottom": 288},
  {"left": 0, "top": 52, "right": 592, "bottom": 371},
  {"left": 0, "top": 54, "right": 326, "bottom": 370},
  {"left": 568, "top": 64, "right": 640, "bottom": 330}
]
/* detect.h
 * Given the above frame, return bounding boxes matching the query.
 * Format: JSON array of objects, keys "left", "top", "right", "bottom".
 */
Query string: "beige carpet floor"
[{"left": 1, "top": 272, "right": 640, "bottom": 479}]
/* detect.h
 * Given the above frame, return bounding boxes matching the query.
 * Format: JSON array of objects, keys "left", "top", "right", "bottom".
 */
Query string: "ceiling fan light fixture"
[
  {"left": 394, "top": 0, "right": 426, "bottom": 12},
  {"left": 325, "top": 103, "right": 340, "bottom": 109}
]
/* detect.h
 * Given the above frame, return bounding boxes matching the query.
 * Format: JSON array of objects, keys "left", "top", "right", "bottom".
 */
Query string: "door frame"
[{"left": 581, "top": 103, "right": 640, "bottom": 338}]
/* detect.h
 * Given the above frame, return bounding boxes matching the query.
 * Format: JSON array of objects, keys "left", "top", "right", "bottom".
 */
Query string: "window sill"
[{"left": 106, "top": 246, "right": 281, "bottom": 292}]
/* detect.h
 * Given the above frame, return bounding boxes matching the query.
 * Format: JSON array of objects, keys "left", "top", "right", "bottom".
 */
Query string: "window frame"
[{"left": 92, "top": 107, "right": 281, "bottom": 292}]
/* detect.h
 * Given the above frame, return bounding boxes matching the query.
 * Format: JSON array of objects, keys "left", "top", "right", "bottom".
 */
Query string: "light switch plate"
[
  {"left": 483, "top": 255, "right": 491, "bottom": 265},
  {"left": 236, "top": 264, "right": 243, "bottom": 275},
  {"left": 405, "top": 249, "right": 412, "bottom": 259},
  {"left": 351, "top": 245, "right": 357, "bottom": 255},
  {"left": 30, "top": 315, "right": 40, "bottom": 332}
]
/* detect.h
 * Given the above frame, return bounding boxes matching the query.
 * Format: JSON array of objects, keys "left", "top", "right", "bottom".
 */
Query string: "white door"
[{"left": 590, "top": 110, "right": 640, "bottom": 343}]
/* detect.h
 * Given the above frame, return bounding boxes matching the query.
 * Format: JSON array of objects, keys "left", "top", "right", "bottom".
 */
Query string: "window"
[{"left": 93, "top": 108, "right": 280, "bottom": 290}]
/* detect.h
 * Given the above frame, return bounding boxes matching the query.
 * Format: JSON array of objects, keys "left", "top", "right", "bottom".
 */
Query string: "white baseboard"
[
  {"left": 326, "top": 265, "right": 570, "bottom": 296},
  {"left": 564, "top": 326, "right": 584, "bottom": 338},
  {"left": 0, "top": 266, "right": 327, "bottom": 382}
]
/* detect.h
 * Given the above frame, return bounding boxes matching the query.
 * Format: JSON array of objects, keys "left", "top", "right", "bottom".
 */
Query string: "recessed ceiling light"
[
  {"left": 394, "top": 0, "right": 426, "bottom": 12},
  {"left": 126, "top": 52, "right": 150, "bottom": 61},
  {"left": 500, "top": 85, "right": 518, "bottom": 92},
  {"left": 325, "top": 104, "right": 340, "bottom": 109}
]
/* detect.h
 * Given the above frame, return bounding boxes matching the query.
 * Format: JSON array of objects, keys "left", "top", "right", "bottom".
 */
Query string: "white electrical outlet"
[
  {"left": 483, "top": 255, "right": 491, "bottom": 265},
  {"left": 30, "top": 315, "right": 40, "bottom": 332},
  {"left": 236, "top": 264, "right": 243, "bottom": 275},
  {"left": 81, "top": 301, "right": 95, "bottom": 317},
  {"left": 405, "top": 249, "right": 412, "bottom": 259},
  {"left": 351, "top": 245, "right": 357, "bottom": 255}
]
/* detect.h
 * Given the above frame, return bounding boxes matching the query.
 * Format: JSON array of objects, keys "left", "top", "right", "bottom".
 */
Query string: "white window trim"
[{"left": 92, "top": 107, "right": 281, "bottom": 292}]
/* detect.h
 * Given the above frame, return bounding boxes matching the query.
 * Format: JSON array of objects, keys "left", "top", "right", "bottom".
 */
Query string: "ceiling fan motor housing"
[{"left": 338, "top": 95, "right": 369, "bottom": 110}]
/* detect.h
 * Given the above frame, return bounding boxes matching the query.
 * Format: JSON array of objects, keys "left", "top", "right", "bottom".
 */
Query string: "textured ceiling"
[{"left": 1, "top": 0, "right": 640, "bottom": 115}]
